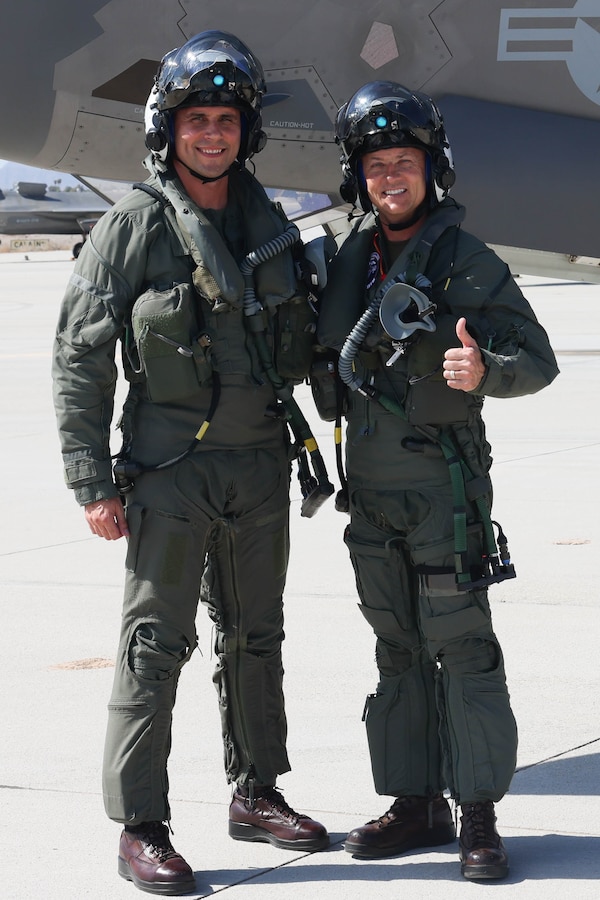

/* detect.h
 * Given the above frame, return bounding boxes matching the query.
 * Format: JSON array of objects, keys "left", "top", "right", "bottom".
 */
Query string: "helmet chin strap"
[{"left": 175, "top": 156, "right": 240, "bottom": 184}]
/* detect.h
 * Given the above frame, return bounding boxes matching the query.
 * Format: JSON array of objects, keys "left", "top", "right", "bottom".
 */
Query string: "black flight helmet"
[
  {"left": 335, "top": 81, "right": 455, "bottom": 212},
  {"left": 145, "top": 30, "right": 267, "bottom": 164}
]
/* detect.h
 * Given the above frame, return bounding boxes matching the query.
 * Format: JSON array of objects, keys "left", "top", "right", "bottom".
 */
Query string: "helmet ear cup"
[
  {"left": 436, "top": 154, "right": 456, "bottom": 191},
  {"left": 339, "top": 173, "right": 357, "bottom": 205},
  {"left": 145, "top": 128, "right": 167, "bottom": 153},
  {"left": 246, "top": 113, "right": 267, "bottom": 157},
  {"left": 144, "top": 108, "right": 169, "bottom": 155},
  {"left": 252, "top": 130, "right": 268, "bottom": 155},
  {"left": 339, "top": 160, "right": 361, "bottom": 205},
  {"left": 237, "top": 112, "right": 267, "bottom": 161}
]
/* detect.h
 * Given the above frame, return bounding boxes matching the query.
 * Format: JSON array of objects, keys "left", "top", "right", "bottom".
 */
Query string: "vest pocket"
[
  {"left": 406, "top": 378, "right": 469, "bottom": 425},
  {"left": 273, "top": 295, "right": 316, "bottom": 382},
  {"left": 131, "top": 282, "right": 211, "bottom": 402}
]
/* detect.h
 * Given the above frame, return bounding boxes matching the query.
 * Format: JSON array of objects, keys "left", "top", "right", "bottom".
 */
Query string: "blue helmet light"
[
  {"left": 375, "top": 115, "right": 388, "bottom": 129},
  {"left": 213, "top": 73, "right": 225, "bottom": 87}
]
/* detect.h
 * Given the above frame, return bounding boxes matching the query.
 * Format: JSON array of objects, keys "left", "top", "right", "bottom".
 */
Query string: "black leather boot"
[{"left": 459, "top": 801, "right": 509, "bottom": 880}]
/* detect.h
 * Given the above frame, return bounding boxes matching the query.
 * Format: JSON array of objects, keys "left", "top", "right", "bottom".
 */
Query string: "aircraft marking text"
[{"left": 498, "top": 1, "right": 600, "bottom": 104}]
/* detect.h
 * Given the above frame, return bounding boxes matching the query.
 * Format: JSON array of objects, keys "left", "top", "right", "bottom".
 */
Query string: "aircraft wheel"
[{"left": 72, "top": 241, "right": 84, "bottom": 259}]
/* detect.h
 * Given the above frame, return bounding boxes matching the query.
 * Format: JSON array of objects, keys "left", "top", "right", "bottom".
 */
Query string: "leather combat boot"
[
  {"left": 459, "top": 800, "right": 509, "bottom": 880},
  {"left": 344, "top": 794, "right": 456, "bottom": 858},
  {"left": 118, "top": 821, "right": 196, "bottom": 895},
  {"left": 229, "top": 785, "right": 329, "bottom": 850}
]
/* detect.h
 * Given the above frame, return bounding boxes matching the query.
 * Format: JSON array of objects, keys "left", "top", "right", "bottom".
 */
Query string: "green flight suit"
[
  {"left": 317, "top": 199, "right": 559, "bottom": 803},
  {"left": 52, "top": 163, "right": 313, "bottom": 824}
]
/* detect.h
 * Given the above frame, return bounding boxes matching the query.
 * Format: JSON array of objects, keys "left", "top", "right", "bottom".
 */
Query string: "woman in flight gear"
[
  {"left": 52, "top": 31, "right": 328, "bottom": 896},
  {"left": 316, "top": 81, "right": 559, "bottom": 881}
]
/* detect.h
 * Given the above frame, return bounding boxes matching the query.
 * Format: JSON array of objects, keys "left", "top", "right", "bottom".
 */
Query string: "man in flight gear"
[
  {"left": 316, "top": 82, "right": 559, "bottom": 880},
  {"left": 52, "top": 31, "right": 328, "bottom": 896}
]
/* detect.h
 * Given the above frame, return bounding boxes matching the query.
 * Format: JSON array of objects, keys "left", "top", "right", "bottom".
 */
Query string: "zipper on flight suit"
[{"left": 225, "top": 518, "right": 256, "bottom": 783}]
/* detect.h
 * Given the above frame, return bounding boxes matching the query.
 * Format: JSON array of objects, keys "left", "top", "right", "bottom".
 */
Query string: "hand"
[
  {"left": 443, "top": 317, "right": 486, "bottom": 392},
  {"left": 85, "top": 497, "right": 129, "bottom": 541}
]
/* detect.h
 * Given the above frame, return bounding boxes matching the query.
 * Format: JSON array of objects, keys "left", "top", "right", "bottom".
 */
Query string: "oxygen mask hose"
[
  {"left": 241, "top": 223, "right": 301, "bottom": 317},
  {"left": 339, "top": 273, "right": 435, "bottom": 392},
  {"left": 338, "top": 301, "right": 380, "bottom": 394},
  {"left": 338, "top": 274, "right": 412, "bottom": 396},
  {"left": 241, "top": 223, "right": 334, "bottom": 517}
]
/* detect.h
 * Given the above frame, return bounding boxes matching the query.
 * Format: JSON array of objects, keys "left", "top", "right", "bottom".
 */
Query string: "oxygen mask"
[{"left": 379, "top": 280, "right": 436, "bottom": 367}]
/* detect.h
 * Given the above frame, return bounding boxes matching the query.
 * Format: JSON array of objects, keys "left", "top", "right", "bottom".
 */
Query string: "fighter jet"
[
  {"left": 2, "top": 0, "right": 599, "bottom": 280},
  {"left": 0, "top": 180, "right": 111, "bottom": 257}
]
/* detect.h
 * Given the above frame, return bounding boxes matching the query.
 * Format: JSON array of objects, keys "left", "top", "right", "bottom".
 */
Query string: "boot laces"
[
  {"left": 138, "top": 821, "right": 177, "bottom": 861},
  {"left": 258, "top": 786, "right": 302, "bottom": 823},
  {"left": 461, "top": 801, "right": 499, "bottom": 850},
  {"left": 371, "top": 795, "right": 421, "bottom": 827}
]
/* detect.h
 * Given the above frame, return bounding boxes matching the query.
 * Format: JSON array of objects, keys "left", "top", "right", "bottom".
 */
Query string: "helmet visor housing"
[
  {"left": 337, "top": 98, "right": 441, "bottom": 159},
  {"left": 155, "top": 32, "right": 265, "bottom": 113}
]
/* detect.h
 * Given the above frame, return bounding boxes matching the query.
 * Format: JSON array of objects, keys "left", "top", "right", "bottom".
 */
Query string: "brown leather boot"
[
  {"left": 118, "top": 821, "right": 196, "bottom": 895},
  {"left": 459, "top": 801, "right": 509, "bottom": 880},
  {"left": 344, "top": 794, "right": 456, "bottom": 858},
  {"left": 229, "top": 785, "right": 329, "bottom": 850}
]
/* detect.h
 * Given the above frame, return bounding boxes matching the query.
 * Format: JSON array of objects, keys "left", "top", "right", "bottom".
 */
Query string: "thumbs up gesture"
[{"left": 444, "top": 317, "right": 486, "bottom": 391}]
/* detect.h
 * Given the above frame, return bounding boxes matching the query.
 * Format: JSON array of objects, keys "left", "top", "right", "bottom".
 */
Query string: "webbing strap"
[
  {"left": 372, "top": 390, "right": 498, "bottom": 584},
  {"left": 437, "top": 441, "right": 469, "bottom": 581}
]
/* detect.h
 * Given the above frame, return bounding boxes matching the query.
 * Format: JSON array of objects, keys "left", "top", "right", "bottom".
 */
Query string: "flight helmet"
[
  {"left": 335, "top": 81, "right": 455, "bottom": 212},
  {"left": 145, "top": 30, "right": 267, "bottom": 163}
]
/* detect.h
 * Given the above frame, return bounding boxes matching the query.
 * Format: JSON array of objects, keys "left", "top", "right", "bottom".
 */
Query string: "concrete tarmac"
[{"left": 1, "top": 251, "right": 599, "bottom": 899}]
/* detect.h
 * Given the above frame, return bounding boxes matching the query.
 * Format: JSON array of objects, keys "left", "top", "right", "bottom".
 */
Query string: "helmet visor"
[
  {"left": 336, "top": 83, "right": 444, "bottom": 159},
  {"left": 156, "top": 32, "right": 265, "bottom": 111}
]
